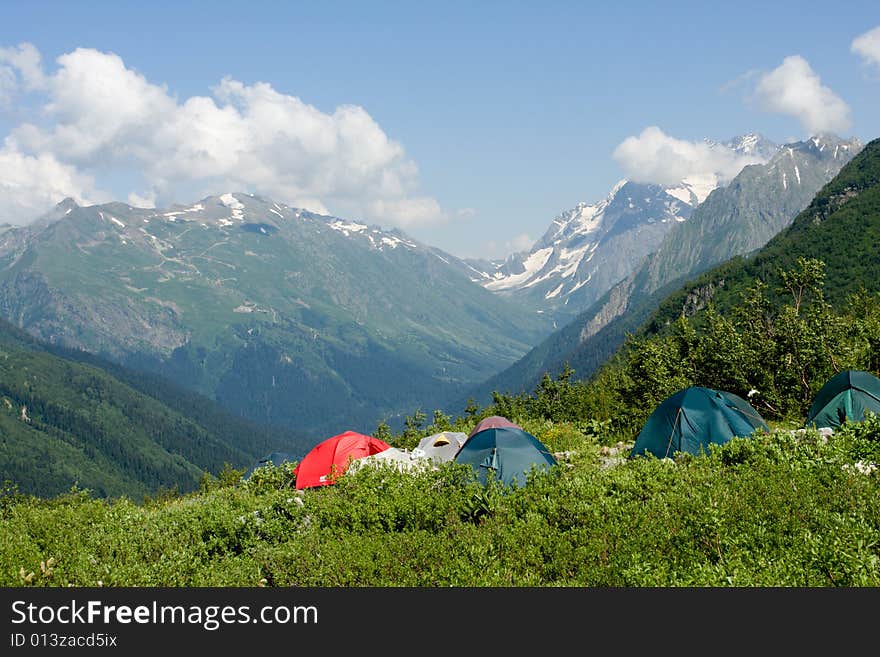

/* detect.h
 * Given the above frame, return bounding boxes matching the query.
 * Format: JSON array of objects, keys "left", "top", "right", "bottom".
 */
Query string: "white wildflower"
[{"left": 843, "top": 461, "right": 877, "bottom": 475}]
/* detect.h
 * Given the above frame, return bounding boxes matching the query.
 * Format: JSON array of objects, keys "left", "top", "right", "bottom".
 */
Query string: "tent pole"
[{"left": 664, "top": 408, "right": 682, "bottom": 459}]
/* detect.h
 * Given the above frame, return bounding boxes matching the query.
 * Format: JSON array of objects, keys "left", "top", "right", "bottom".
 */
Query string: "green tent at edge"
[
  {"left": 806, "top": 370, "right": 880, "bottom": 430},
  {"left": 454, "top": 426, "right": 557, "bottom": 487},
  {"left": 630, "top": 386, "right": 769, "bottom": 460}
]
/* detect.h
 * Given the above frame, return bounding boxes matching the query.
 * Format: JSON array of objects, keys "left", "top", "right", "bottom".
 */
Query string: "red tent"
[
  {"left": 467, "top": 415, "right": 521, "bottom": 439},
  {"left": 293, "top": 431, "right": 391, "bottom": 490}
]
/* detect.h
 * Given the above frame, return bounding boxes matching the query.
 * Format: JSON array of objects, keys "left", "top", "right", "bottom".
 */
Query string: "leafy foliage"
[{"left": 2, "top": 417, "right": 878, "bottom": 586}]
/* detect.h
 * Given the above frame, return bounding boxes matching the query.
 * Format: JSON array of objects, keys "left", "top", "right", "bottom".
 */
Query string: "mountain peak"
[
  {"left": 780, "top": 134, "right": 862, "bottom": 162},
  {"left": 806, "top": 133, "right": 861, "bottom": 152},
  {"left": 56, "top": 197, "right": 79, "bottom": 211},
  {"left": 724, "top": 133, "right": 779, "bottom": 160}
]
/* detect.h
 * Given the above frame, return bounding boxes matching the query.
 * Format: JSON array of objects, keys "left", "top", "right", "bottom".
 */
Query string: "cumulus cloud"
[
  {"left": 485, "top": 232, "right": 535, "bottom": 259},
  {"left": 612, "top": 126, "right": 766, "bottom": 187},
  {"left": 0, "top": 43, "right": 45, "bottom": 92},
  {"left": 0, "top": 42, "right": 46, "bottom": 108},
  {"left": 0, "top": 142, "right": 106, "bottom": 222},
  {"left": 127, "top": 190, "right": 156, "bottom": 208},
  {"left": 852, "top": 25, "right": 880, "bottom": 70},
  {"left": 507, "top": 233, "right": 534, "bottom": 253},
  {"left": 753, "top": 55, "right": 851, "bottom": 135},
  {"left": 0, "top": 43, "right": 445, "bottom": 227}
]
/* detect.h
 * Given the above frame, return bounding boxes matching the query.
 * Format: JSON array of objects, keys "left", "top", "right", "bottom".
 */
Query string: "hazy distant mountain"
[
  {"left": 0, "top": 193, "right": 552, "bottom": 436},
  {"left": 466, "top": 134, "right": 779, "bottom": 324}
]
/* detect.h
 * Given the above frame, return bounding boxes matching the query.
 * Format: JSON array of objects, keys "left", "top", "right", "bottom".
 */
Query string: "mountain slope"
[
  {"left": 640, "top": 134, "right": 860, "bottom": 291},
  {"left": 466, "top": 134, "right": 779, "bottom": 324},
  {"left": 463, "top": 134, "right": 861, "bottom": 403},
  {"left": 0, "top": 194, "right": 552, "bottom": 435},
  {"left": 643, "top": 135, "right": 880, "bottom": 333},
  {"left": 0, "top": 318, "right": 297, "bottom": 498}
]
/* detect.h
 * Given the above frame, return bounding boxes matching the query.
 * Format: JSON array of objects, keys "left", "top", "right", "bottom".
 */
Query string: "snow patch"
[
  {"left": 485, "top": 247, "right": 553, "bottom": 291},
  {"left": 557, "top": 242, "right": 592, "bottom": 279},
  {"left": 679, "top": 173, "right": 718, "bottom": 205},
  {"left": 220, "top": 193, "right": 244, "bottom": 210},
  {"left": 609, "top": 179, "right": 628, "bottom": 196},
  {"left": 568, "top": 274, "right": 592, "bottom": 294},
  {"left": 269, "top": 208, "right": 284, "bottom": 219},
  {"left": 220, "top": 193, "right": 245, "bottom": 221},
  {"left": 328, "top": 220, "right": 368, "bottom": 235},
  {"left": 664, "top": 186, "right": 693, "bottom": 204},
  {"left": 794, "top": 165, "right": 801, "bottom": 185},
  {"left": 379, "top": 234, "right": 417, "bottom": 249},
  {"left": 544, "top": 283, "right": 564, "bottom": 299}
]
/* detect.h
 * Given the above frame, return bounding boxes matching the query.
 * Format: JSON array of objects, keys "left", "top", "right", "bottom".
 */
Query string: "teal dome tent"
[
  {"left": 630, "top": 386, "right": 769, "bottom": 460},
  {"left": 806, "top": 370, "right": 880, "bottom": 430},
  {"left": 454, "top": 426, "right": 557, "bottom": 487}
]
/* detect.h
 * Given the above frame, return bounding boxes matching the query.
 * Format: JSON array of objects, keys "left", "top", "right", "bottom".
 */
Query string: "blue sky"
[{"left": 1, "top": 1, "right": 879, "bottom": 258}]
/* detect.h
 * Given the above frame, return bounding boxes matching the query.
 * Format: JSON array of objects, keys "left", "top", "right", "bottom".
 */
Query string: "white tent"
[
  {"left": 347, "top": 446, "right": 433, "bottom": 473},
  {"left": 415, "top": 431, "right": 467, "bottom": 463}
]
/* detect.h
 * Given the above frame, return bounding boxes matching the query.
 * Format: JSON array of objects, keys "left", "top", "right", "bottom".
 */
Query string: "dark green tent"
[
  {"left": 806, "top": 370, "right": 880, "bottom": 430},
  {"left": 454, "top": 426, "right": 557, "bottom": 487},
  {"left": 630, "top": 386, "right": 769, "bottom": 460}
]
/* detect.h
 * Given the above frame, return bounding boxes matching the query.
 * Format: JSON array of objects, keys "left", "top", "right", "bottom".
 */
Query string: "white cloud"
[
  {"left": 612, "top": 126, "right": 766, "bottom": 187},
  {"left": 0, "top": 42, "right": 45, "bottom": 107},
  {"left": 367, "top": 197, "right": 445, "bottom": 227},
  {"left": 507, "top": 233, "right": 534, "bottom": 253},
  {"left": 0, "top": 44, "right": 444, "bottom": 228},
  {"left": 483, "top": 233, "right": 534, "bottom": 259},
  {"left": 0, "top": 66, "right": 14, "bottom": 108},
  {"left": 0, "top": 43, "right": 45, "bottom": 89},
  {"left": 0, "top": 143, "right": 106, "bottom": 223},
  {"left": 127, "top": 190, "right": 156, "bottom": 208},
  {"left": 753, "top": 55, "right": 851, "bottom": 135},
  {"left": 852, "top": 25, "right": 880, "bottom": 70}
]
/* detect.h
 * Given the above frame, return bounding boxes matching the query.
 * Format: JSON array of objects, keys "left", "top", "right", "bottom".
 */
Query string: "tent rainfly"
[
  {"left": 630, "top": 386, "right": 769, "bottom": 460},
  {"left": 293, "top": 431, "right": 391, "bottom": 489},
  {"left": 415, "top": 431, "right": 468, "bottom": 463},
  {"left": 806, "top": 370, "right": 880, "bottom": 430},
  {"left": 467, "top": 415, "right": 521, "bottom": 439},
  {"left": 455, "top": 426, "right": 557, "bottom": 487}
]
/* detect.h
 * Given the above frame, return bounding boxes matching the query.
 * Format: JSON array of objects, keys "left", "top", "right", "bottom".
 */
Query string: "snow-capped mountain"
[
  {"left": 456, "top": 133, "right": 861, "bottom": 408},
  {"left": 0, "top": 192, "right": 552, "bottom": 436},
  {"left": 466, "top": 134, "right": 779, "bottom": 322}
]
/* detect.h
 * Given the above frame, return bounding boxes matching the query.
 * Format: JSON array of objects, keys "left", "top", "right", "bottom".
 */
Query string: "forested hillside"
[
  {"left": 645, "top": 137, "right": 880, "bottom": 332},
  {"left": 0, "top": 318, "right": 300, "bottom": 498}
]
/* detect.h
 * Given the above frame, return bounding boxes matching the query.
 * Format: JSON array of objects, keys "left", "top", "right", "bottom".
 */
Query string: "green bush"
[{"left": 2, "top": 418, "right": 878, "bottom": 586}]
